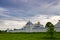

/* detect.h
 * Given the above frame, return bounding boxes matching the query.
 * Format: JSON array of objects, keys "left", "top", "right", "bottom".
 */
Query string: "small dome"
[
  {"left": 26, "top": 21, "right": 33, "bottom": 25},
  {"left": 34, "top": 22, "right": 40, "bottom": 27},
  {"left": 37, "top": 21, "right": 40, "bottom": 25},
  {"left": 34, "top": 21, "right": 43, "bottom": 27}
]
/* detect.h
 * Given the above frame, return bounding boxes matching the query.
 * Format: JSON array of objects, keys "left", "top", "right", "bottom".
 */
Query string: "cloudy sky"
[{"left": 0, "top": 0, "right": 60, "bottom": 30}]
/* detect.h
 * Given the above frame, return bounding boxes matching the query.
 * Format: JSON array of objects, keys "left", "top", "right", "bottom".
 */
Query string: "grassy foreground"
[{"left": 0, "top": 32, "right": 60, "bottom": 40}]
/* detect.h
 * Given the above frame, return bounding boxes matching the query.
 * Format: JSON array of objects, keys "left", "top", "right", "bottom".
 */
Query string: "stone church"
[
  {"left": 7, "top": 20, "right": 60, "bottom": 32},
  {"left": 7, "top": 21, "right": 46, "bottom": 32}
]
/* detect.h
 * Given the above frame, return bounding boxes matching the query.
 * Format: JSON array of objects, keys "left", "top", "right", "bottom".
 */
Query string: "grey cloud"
[{"left": 0, "top": 0, "right": 60, "bottom": 21}]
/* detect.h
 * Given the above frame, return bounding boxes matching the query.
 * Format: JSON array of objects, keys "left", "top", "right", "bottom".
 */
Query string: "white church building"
[
  {"left": 7, "top": 20, "right": 60, "bottom": 32},
  {"left": 7, "top": 21, "right": 46, "bottom": 32}
]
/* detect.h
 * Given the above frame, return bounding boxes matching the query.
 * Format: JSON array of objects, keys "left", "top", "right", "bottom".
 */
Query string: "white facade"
[
  {"left": 7, "top": 20, "right": 60, "bottom": 32},
  {"left": 55, "top": 20, "right": 60, "bottom": 32},
  {"left": 7, "top": 21, "right": 46, "bottom": 32}
]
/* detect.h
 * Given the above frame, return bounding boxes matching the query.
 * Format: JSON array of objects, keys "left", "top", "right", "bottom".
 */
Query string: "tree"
[{"left": 45, "top": 22, "right": 55, "bottom": 39}]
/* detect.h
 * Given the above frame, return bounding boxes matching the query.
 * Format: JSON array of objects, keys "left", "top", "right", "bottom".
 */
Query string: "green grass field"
[{"left": 0, "top": 32, "right": 60, "bottom": 40}]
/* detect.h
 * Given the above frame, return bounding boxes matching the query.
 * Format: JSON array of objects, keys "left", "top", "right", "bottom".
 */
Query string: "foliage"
[
  {"left": 0, "top": 30, "right": 7, "bottom": 33},
  {"left": 45, "top": 22, "right": 55, "bottom": 38}
]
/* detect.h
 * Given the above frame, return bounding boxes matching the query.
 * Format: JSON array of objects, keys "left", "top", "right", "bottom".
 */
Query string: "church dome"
[
  {"left": 33, "top": 21, "right": 43, "bottom": 29},
  {"left": 26, "top": 21, "right": 33, "bottom": 25},
  {"left": 34, "top": 21, "right": 42, "bottom": 27},
  {"left": 36, "top": 21, "right": 40, "bottom": 25}
]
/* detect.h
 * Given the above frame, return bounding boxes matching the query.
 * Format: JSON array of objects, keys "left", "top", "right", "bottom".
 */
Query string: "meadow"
[{"left": 0, "top": 32, "right": 60, "bottom": 40}]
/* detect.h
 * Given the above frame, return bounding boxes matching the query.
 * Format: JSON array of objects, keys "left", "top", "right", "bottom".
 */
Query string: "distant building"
[
  {"left": 7, "top": 20, "right": 60, "bottom": 32},
  {"left": 55, "top": 20, "right": 60, "bottom": 32},
  {"left": 7, "top": 21, "right": 46, "bottom": 32}
]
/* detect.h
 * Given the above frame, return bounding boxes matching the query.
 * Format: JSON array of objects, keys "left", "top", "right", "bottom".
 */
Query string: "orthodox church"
[
  {"left": 7, "top": 20, "right": 60, "bottom": 32},
  {"left": 7, "top": 21, "right": 46, "bottom": 32}
]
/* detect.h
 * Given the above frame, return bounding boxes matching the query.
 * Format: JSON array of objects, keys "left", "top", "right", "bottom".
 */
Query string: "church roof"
[
  {"left": 36, "top": 21, "right": 40, "bottom": 25},
  {"left": 55, "top": 20, "right": 60, "bottom": 27},
  {"left": 35, "top": 21, "right": 43, "bottom": 26},
  {"left": 26, "top": 21, "right": 33, "bottom": 25},
  {"left": 34, "top": 21, "right": 43, "bottom": 27}
]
